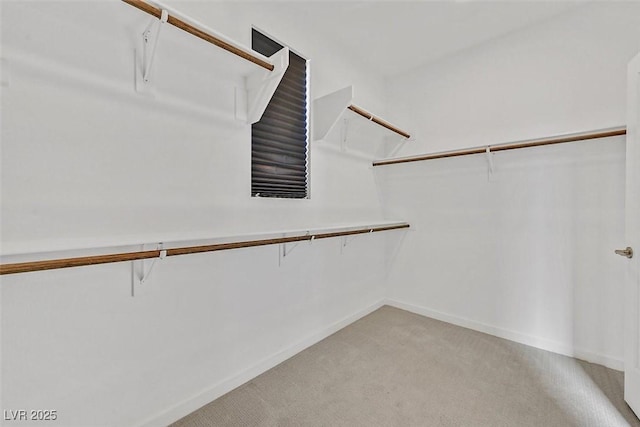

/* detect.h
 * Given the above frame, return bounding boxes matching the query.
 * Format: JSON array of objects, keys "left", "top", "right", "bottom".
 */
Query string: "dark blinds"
[{"left": 251, "top": 29, "right": 308, "bottom": 199}]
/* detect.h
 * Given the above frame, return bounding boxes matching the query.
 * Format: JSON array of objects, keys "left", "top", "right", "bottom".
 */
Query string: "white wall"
[
  {"left": 3, "top": 2, "right": 639, "bottom": 426},
  {"left": 380, "top": 2, "right": 640, "bottom": 369},
  {"left": 0, "top": 1, "right": 388, "bottom": 247},
  {"left": 385, "top": 2, "right": 640, "bottom": 155},
  {"left": 379, "top": 138, "right": 626, "bottom": 368},
  {"left": 0, "top": 2, "right": 391, "bottom": 426}
]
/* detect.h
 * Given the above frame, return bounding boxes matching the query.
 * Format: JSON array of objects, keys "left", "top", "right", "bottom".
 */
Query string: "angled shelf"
[
  {"left": 122, "top": 0, "right": 289, "bottom": 124},
  {"left": 314, "top": 86, "right": 411, "bottom": 142},
  {"left": 2, "top": 0, "right": 288, "bottom": 124}
]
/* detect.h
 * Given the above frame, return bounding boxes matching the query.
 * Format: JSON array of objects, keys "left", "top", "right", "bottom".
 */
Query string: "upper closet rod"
[
  {"left": 0, "top": 223, "right": 410, "bottom": 275},
  {"left": 372, "top": 127, "right": 626, "bottom": 167},
  {"left": 121, "top": 0, "right": 274, "bottom": 71},
  {"left": 348, "top": 105, "right": 411, "bottom": 139}
]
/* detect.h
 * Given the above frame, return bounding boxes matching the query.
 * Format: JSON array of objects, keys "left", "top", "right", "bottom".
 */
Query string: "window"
[{"left": 251, "top": 29, "right": 309, "bottom": 199}]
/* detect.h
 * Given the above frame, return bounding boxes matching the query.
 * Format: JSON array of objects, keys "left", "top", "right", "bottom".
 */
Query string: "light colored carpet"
[{"left": 171, "top": 306, "right": 639, "bottom": 427}]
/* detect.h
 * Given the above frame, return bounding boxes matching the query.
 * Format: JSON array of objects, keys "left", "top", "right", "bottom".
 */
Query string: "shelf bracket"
[
  {"left": 135, "top": 9, "right": 168, "bottom": 93},
  {"left": 131, "top": 243, "right": 166, "bottom": 296},
  {"left": 237, "top": 47, "right": 289, "bottom": 124},
  {"left": 279, "top": 232, "right": 310, "bottom": 266},
  {"left": 485, "top": 146, "right": 494, "bottom": 179},
  {"left": 340, "top": 229, "right": 373, "bottom": 254},
  {"left": 384, "top": 135, "right": 414, "bottom": 158},
  {"left": 313, "top": 86, "right": 353, "bottom": 141}
]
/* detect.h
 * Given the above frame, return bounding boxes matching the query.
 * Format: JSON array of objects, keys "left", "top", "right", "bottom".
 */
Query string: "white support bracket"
[
  {"left": 485, "top": 146, "right": 494, "bottom": 179},
  {"left": 340, "top": 229, "right": 373, "bottom": 254},
  {"left": 313, "top": 85, "right": 353, "bottom": 141},
  {"left": 135, "top": 9, "right": 168, "bottom": 93},
  {"left": 278, "top": 232, "right": 310, "bottom": 266},
  {"left": 383, "top": 135, "right": 415, "bottom": 158},
  {"left": 131, "top": 243, "right": 166, "bottom": 297},
  {"left": 236, "top": 47, "right": 289, "bottom": 124}
]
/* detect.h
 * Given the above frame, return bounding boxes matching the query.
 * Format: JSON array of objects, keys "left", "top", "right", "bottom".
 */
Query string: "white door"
[{"left": 624, "top": 52, "right": 640, "bottom": 415}]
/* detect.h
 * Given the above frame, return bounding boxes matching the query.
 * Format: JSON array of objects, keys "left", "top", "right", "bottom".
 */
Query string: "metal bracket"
[
  {"left": 135, "top": 9, "right": 168, "bottom": 92},
  {"left": 279, "top": 232, "right": 310, "bottom": 266},
  {"left": 340, "top": 229, "right": 373, "bottom": 254},
  {"left": 236, "top": 47, "right": 289, "bottom": 124},
  {"left": 282, "top": 241, "right": 299, "bottom": 258},
  {"left": 140, "top": 248, "right": 166, "bottom": 284},
  {"left": 131, "top": 243, "right": 166, "bottom": 296},
  {"left": 486, "top": 146, "right": 494, "bottom": 179},
  {"left": 384, "top": 135, "right": 414, "bottom": 158}
]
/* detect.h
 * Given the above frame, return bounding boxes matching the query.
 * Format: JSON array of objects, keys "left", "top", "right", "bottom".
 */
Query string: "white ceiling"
[{"left": 282, "top": 1, "right": 580, "bottom": 76}]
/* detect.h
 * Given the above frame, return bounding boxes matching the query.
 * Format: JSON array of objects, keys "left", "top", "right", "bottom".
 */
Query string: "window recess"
[{"left": 251, "top": 29, "right": 309, "bottom": 199}]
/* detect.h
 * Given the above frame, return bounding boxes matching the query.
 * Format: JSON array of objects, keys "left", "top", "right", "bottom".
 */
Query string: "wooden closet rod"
[
  {"left": 372, "top": 127, "right": 626, "bottom": 167},
  {"left": 121, "top": 0, "right": 274, "bottom": 71},
  {"left": 348, "top": 105, "right": 411, "bottom": 139},
  {"left": 0, "top": 223, "right": 410, "bottom": 275}
]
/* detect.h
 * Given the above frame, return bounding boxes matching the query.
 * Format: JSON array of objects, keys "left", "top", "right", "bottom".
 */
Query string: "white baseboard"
[
  {"left": 385, "top": 299, "right": 624, "bottom": 371},
  {"left": 137, "top": 299, "right": 385, "bottom": 427}
]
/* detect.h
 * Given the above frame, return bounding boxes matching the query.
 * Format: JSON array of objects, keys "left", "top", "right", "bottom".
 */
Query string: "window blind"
[{"left": 251, "top": 29, "right": 308, "bottom": 199}]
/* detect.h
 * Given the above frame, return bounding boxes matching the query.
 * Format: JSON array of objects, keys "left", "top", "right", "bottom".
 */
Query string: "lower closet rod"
[{"left": 0, "top": 223, "right": 410, "bottom": 275}]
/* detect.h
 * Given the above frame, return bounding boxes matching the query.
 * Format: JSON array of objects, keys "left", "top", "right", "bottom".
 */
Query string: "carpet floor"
[{"left": 171, "top": 306, "right": 639, "bottom": 426}]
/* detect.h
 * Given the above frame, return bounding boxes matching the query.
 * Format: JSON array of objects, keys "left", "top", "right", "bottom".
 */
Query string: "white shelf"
[
  {"left": 1, "top": 1, "right": 288, "bottom": 125},
  {"left": 0, "top": 220, "right": 410, "bottom": 260},
  {"left": 314, "top": 86, "right": 355, "bottom": 142},
  {"left": 125, "top": 0, "right": 290, "bottom": 124},
  {"left": 313, "top": 86, "right": 412, "bottom": 158},
  {"left": 314, "top": 86, "right": 411, "bottom": 141}
]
